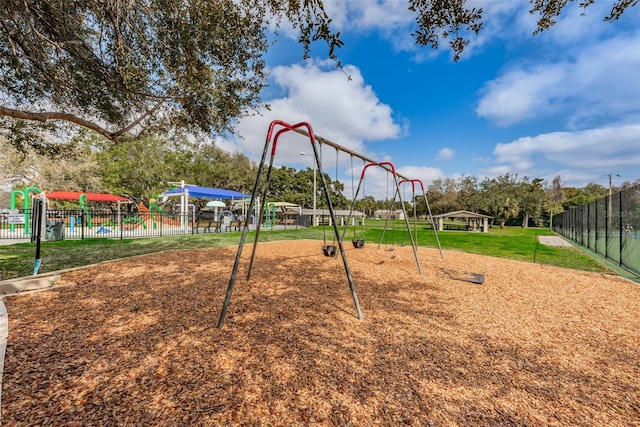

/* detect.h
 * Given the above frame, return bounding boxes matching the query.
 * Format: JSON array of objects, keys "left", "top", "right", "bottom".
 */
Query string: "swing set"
[
  {"left": 218, "top": 120, "right": 363, "bottom": 328},
  {"left": 398, "top": 178, "right": 443, "bottom": 259},
  {"left": 217, "top": 119, "right": 446, "bottom": 328},
  {"left": 341, "top": 161, "right": 424, "bottom": 274},
  {"left": 319, "top": 142, "right": 339, "bottom": 257}
]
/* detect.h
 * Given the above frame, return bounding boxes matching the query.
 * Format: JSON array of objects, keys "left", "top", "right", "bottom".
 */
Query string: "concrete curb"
[{"left": 0, "top": 274, "right": 62, "bottom": 297}]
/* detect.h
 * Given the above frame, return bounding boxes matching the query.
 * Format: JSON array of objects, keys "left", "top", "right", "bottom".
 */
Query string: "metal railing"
[
  {"left": 1, "top": 208, "right": 303, "bottom": 241},
  {"left": 1, "top": 209, "right": 197, "bottom": 241},
  {"left": 552, "top": 184, "right": 640, "bottom": 275}
]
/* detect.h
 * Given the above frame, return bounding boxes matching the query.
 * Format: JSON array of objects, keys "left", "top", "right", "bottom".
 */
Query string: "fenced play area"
[
  {"left": 2, "top": 120, "right": 639, "bottom": 425},
  {"left": 552, "top": 183, "right": 640, "bottom": 275}
]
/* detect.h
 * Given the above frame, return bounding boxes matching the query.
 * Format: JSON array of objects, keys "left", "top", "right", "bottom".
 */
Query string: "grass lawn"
[{"left": 0, "top": 224, "right": 610, "bottom": 281}]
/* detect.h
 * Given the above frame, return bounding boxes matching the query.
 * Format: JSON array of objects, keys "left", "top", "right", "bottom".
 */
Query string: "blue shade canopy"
[{"left": 162, "top": 185, "right": 249, "bottom": 200}]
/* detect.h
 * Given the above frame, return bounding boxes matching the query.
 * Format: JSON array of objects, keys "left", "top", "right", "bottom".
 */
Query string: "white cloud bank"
[
  {"left": 486, "top": 123, "right": 640, "bottom": 184},
  {"left": 476, "top": 31, "right": 640, "bottom": 127},
  {"left": 231, "top": 61, "right": 400, "bottom": 163},
  {"left": 226, "top": 61, "right": 411, "bottom": 199}
]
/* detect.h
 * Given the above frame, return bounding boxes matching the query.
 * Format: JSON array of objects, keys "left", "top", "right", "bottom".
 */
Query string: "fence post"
[
  {"left": 593, "top": 200, "right": 598, "bottom": 253},
  {"left": 619, "top": 191, "right": 623, "bottom": 266},
  {"left": 604, "top": 195, "right": 608, "bottom": 260},
  {"left": 586, "top": 203, "right": 590, "bottom": 250}
]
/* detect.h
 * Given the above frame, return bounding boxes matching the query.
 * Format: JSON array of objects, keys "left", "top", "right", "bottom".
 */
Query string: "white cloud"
[
  {"left": 488, "top": 123, "right": 640, "bottom": 185},
  {"left": 436, "top": 147, "right": 454, "bottom": 160},
  {"left": 339, "top": 164, "right": 445, "bottom": 202},
  {"left": 291, "top": 0, "right": 533, "bottom": 61},
  {"left": 323, "top": 1, "right": 415, "bottom": 52},
  {"left": 229, "top": 61, "right": 401, "bottom": 177},
  {"left": 458, "top": 1, "right": 534, "bottom": 58},
  {"left": 397, "top": 165, "right": 445, "bottom": 188},
  {"left": 476, "top": 31, "right": 640, "bottom": 127},
  {"left": 225, "top": 61, "right": 404, "bottom": 198},
  {"left": 476, "top": 65, "right": 568, "bottom": 126}
]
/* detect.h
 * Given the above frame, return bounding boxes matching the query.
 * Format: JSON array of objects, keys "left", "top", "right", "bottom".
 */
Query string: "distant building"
[
  {"left": 432, "top": 210, "right": 493, "bottom": 232},
  {"left": 373, "top": 209, "right": 405, "bottom": 220}
]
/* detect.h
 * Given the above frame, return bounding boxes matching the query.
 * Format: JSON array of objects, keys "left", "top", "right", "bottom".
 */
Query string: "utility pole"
[
  {"left": 300, "top": 152, "right": 317, "bottom": 227},
  {"left": 608, "top": 173, "right": 621, "bottom": 196}
]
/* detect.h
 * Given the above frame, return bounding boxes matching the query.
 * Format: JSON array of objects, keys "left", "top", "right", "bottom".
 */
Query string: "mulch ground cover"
[{"left": 2, "top": 240, "right": 639, "bottom": 426}]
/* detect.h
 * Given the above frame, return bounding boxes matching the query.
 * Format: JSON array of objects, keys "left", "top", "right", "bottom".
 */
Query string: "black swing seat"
[
  {"left": 322, "top": 244, "right": 337, "bottom": 257},
  {"left": 352, "top": 239, "right": 365, "bottom": 249}
]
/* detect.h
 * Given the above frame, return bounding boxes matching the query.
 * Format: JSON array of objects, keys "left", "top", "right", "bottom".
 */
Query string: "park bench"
[{"left": 194, "top": 211, "right": 220, "bottom": 233}]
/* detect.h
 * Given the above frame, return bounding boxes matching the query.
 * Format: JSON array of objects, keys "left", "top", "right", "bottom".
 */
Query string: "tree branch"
[
  {"left": 0, "top": 105, "right": 133, "bottom": 142},
  {"left": 110, "top": 98, "right": 167, "bottom": 139}
]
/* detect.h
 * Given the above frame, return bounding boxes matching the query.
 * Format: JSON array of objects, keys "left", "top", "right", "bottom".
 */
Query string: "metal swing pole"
[
  {"left": 377, "top": 165, "right": 397, "bottom": 251},
  {"left": 339, "top": 162, "right": 376, "bottom": 246},
  {"left": 394, "top": 171, "right": 423, "bottom": 275},
  {"left": 399, "top": 179, "right": 417, "bottom": 244},
  {"left": 414, "top": 179, "right": 443, "bottom": 259},
  {"left": 218, "top": 120, "right": 280, "bottom": 328},
  {"left": 399, "top": 178, "right": 443, "bottom": 259},
  {"left": 246, "top": 144, "right": 279, "bottom": 280},
  {"left": 218, "top": 120, "right": 363, "bottom": 328},
  {"left": 318, "top": 141, "right": 332, "bottom": 254},
  {"left": 311, "top": 135, "right": 363, "bottom": 320},
  {"left": 377, "top": 162, "right": 423, "bottom": 274}
]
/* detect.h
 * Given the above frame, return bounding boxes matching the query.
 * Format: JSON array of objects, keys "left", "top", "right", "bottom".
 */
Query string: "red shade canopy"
[{"left": 45, "top": 191, "right": 129, "bottom": 202}]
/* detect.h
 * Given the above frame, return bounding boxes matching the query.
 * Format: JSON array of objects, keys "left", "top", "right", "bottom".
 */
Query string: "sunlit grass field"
[{"left": 0, "top": 222, "right": 609, "bottom": 281}]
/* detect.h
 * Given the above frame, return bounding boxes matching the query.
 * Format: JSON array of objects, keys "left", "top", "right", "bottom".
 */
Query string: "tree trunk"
[
  {"left": 499, "top": 219, "right": 506, "bottom": 229},
  {"left": 521, "top": 213, "right": 529, "bottom": 228}
]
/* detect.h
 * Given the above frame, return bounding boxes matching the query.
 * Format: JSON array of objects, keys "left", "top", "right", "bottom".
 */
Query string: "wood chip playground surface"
[{"left": 2, "top": 240, "right": 639, "bottom": 426}]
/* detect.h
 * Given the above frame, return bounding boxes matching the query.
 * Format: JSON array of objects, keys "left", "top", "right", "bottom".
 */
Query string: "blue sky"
[{"left": 220, "top": 1, "right": 640, "bottom": 199}]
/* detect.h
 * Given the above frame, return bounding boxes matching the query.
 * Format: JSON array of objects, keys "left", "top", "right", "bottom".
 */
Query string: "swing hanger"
[
  {"left": 320, "top": 142, "right": 338, "bottom": 257},
  {"left": 351, "top": 155, "right": 365, "bottom": 248}
]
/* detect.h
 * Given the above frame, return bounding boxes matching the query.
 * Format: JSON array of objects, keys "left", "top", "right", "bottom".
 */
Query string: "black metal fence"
[
  {"left": 0, "top": 208, "right": 304, "bottom": 242},
  {"left": 552, "top": 184, "right": 640, "bottom": 275},
  {"left": 1, "top": 208, "right": 199, "bottom": 241}
]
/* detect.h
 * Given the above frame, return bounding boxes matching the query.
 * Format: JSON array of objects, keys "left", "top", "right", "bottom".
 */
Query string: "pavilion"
[{"left": 432, "top": 210, "right": 493, "bottom": 232}]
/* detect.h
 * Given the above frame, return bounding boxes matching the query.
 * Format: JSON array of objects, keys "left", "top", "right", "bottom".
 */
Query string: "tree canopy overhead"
[
  {"left": 1, "top": 0, "right": 635, "bottom": 148},
  {"left": 1, "top": 0, "right": 336, "bottom": 145}
]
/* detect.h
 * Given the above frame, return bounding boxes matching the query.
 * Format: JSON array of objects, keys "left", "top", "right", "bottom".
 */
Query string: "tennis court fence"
[{"left": 551, "top": 183, "right": 640, "bottom": 275}]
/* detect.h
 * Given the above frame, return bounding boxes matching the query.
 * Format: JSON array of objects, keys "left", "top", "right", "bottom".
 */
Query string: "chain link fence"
[{"left": 552, "top": 183, "right": 640, "bottom": 275}]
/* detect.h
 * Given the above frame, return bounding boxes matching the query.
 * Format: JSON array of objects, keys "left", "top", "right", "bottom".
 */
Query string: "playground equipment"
[
  {"left": 122, "top": 216, "right": 147, "bottom": 230},
  {"left": 399, "top": 178, "right": 443, "bottom": 258},
  {"left": 349, "top": 155, "right": 366, "bottom": 249},
  {"left": 9, "top": 186, "right": 41, "bottom": 234},
  {"left": 219, "top": 210, "right": 234, "bottom": 231},
  {"left": 263, "top": 202, "right": 276, "bottom": 228},
  {"left": 319, "top": 142, "right": 338, "bottom": 257},
  {"left": 45, "top": 191, "right": 131, "bottom": 234},
  {"left": 162, "top": 184, "right": 249, "bottom": 230},
  {"left": 218, "top": 120, "right": 363, "bottom": 328},
  {"left": 379, "top": 169, "right": 399, "bottom": 252},
  {"left": 341, "top": 161, "right": 423, "bottom": 274},
  {"left": 79, "top": 194, "right": 93, "bottom": 229},
  {"left": 136, "top": 202, "right": 181, "bottom": 229},
  {"left": 148, "top": 195, "right": 182, "bottom": 229}
]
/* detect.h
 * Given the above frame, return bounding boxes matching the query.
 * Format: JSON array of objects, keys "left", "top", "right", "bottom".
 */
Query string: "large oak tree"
[{"left": 1, "top": 0, "right": 635, "bottom": 149}]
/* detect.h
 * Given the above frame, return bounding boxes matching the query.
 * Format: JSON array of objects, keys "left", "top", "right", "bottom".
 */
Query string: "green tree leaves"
[{"left": 2, "top": 0, "right": 635, "bottom": 150}]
